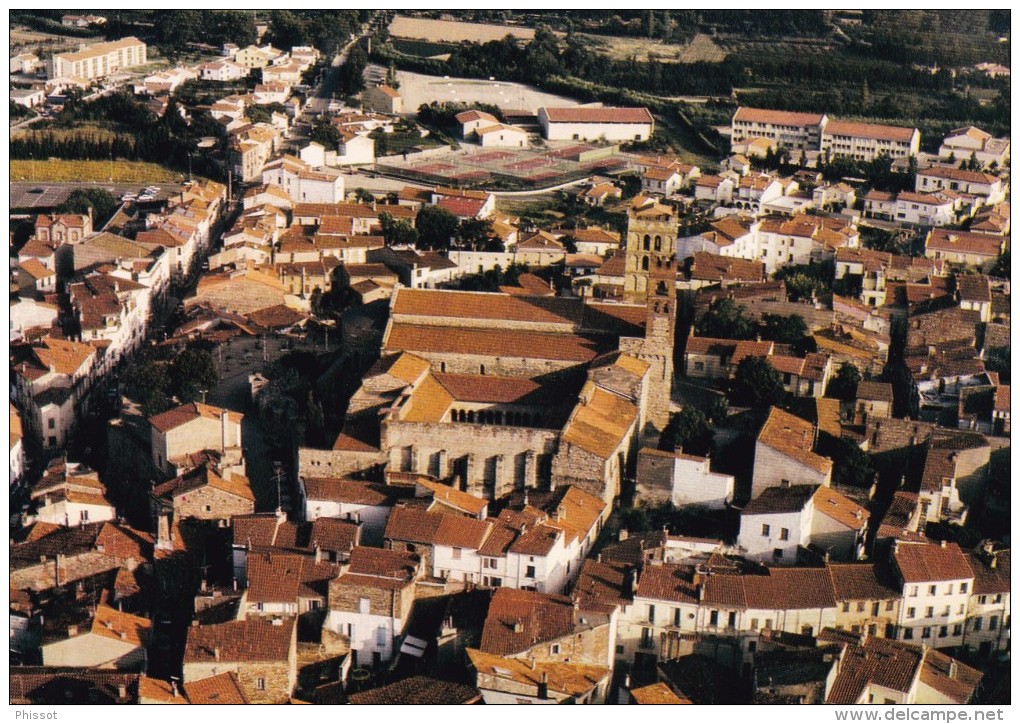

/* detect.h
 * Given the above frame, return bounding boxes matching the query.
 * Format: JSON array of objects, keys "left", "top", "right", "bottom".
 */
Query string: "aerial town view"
[{"left": 7, "top": 9, "right": 1011, "bottom": 707}]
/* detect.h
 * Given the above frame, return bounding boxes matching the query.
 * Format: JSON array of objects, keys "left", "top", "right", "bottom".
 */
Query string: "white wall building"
[
  {"left": 894, "top": 541, "right": 975, "bottom": 650},
  {"left": 538, "top": 107, "right": 654, "bottom": 142}
]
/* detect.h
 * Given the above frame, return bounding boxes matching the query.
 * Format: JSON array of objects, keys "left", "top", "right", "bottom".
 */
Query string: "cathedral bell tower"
[{"left": 620, "top": 205, "right": 678, "bottom": 436}]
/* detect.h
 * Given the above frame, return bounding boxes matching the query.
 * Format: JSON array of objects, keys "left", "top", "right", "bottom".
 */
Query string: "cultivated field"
[
  {"left": 10, "top": 159, "right": 184, "bottom": 183},
  {"left": 580, "top": 32, "right": 728, "bottom": 63},
  {"left": 385, "top": 66, "right": 587, "bottom": 114},
  {"left": 389, "top": 15, "right": 537, "bottom": 43}
]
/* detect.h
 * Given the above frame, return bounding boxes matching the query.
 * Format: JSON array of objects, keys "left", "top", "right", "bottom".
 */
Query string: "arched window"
[
  {"left": 656, "top": 258, "right": 663, "bottom": 269},
  {"left": 642, "top": 257, "right": 649, "bottom": 271},
  {"left": 467, "top": 411, "right": 475, "bottom": 423},
  {"left": 654, "top": 235, "right": 662, "bottom": 251},
  {"left": 643, "top": 234, "right": 651, "bottom": 251},
  {"left": 656, "top": 281, "right": 668, "bottom": 296},
  {"left": 495, "top": 411, "right": 503, "bottom": 425}
]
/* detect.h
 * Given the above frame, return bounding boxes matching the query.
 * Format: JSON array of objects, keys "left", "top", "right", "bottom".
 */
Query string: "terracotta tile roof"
[
  {"left": 139, "top": 676, "right": 189, "bottom": 704},
  {"left": 919, "top": 165, "right": 999, "bottom": 185},
  {"left": 10, "top": 403, "right": 23, "bottom": 450},
  {"left": 480, "top": 588, "right": 579, "bottom": 655},
  {"left": 308, "top": 517, "right": 359, "bottom": 555},
  {"left": 185, "top": 672, "right": 249, "bottom": 704},
  {"left": 433, "top": 372, "right": 548, "bottom": 404},
  {"left": 542, "top": 106, "right": 653, "bottom": 124},
  {"left": 91, "top": 604, "right": 151, "bottom": 647},
  {"left": 152, "top": 464, "right": 255, "bottom": 504},
  {"left": 437, "top": 196, "right": 487, "bottom": 218},
  {"left": 635, "top": 564, "right": 699, "bottom": 604},
  {"left": 812, "top": 487, "right": 869, "bottom": 531},
  {"left": 149, "top": 402, "right": 243, "bottom": 433},
  {"left": 630, "top": 682, "right": 692, "bottom": 704},
  {"left": 955, "top": 274, "right": 991, "bottom": 303},
  {"left": 733, "top": 107, "right": 825, "bottom": 127},
  {"left": 19, "top": 258, "right": 56, "bottom": 280},
  {"left": 742, "top": 484, "right": 817, "bottom": 515},
  {"left": 302, "top": 477, "right": 408, "bottom": 507},
  {"left": 894, "top": 541, "right": 974, "bottom": 583},
  {"left": 572, "top": 559, "right": 631, "bottom": 609},
  {"left": 11, "top": 668, "right": 139, "bottom": 704},
  {"left": 743, "top": 568, "right": 836, "bottom": 610},
  {"left": 386, "top": 323, "right": 607, "bottom": 363},
  {"left": 385, "top": 506, "right": 491, "bottom": 549},
  {"left": 825, "top": 120, "right": 916, "bottom": 143},
  {"left": 856, "top": 381, "right": 894, "bottom": 403},
  {"left": 826, "top": 637, "right": 923, "bottom": 704},
  {"left": 467, "top": 649, "right": 610, "bottom": 697},
  {"left": 757, "top": 407, "right": 832, "bottom": 475},
  {"left": 561, "top": 382, "right": 638, "bottom": 459},
  {"left": 688, "top": 251, "right": 765, "bottom": 283},
  {"left": 349, "top": 676, "right": 481, "bottom": 705},
  {"left": 17, "top": 337, "right": 95, "bottom": 378},
  {"left": 925, "top": 229, "right": 1004, "bottom": 258},
  {"left": 392, "top": 288, "right": 580, "bottom": 325},
  {"left": 184, "top": 618, "right": 294, "bottom": 664},
  {"left": 828, "top": 563, "right": 900, "bottom": 601},
  {"left": 455, "top": 109, "right": 499, "bottom": 124},
  {"left": 246, "top": 551, "right": 304, "bottom": 603},
  {"left": 685, "top": 336, "right": 738, "bottom": 358},
  {"left": 994, "top": 385, "right": 1009, "bottom": 413},
  {"left": 246, "top": 304, "right": 308, "bottom": 330},
  {"left": 347, "top": 545, "right": 419, "bottom": 579},
  {"left": 919, "top": 649, "right": 982, "bottom": 703},
  {"left": 418, "top": 479, "right": 487, "bottom": 516}
]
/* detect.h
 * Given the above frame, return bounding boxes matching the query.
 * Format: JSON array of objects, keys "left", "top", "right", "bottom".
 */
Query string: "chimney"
[
  {"left": 513, "top": 620, "right": 524, "bottom": 634},
  {"left": 949, "top": 660, "right": 958, "bottom": 679},
  {"left": 220, "top": 410, "right": 229, "bottom": 452},
  {"left": 67, "top": 625, "right": 78, "bottom": 637},
  {"left": 214, "top": 646, "right": 221, "bottom": 661},
  {"left": 117, "top": 684, "right": 127, "bottom": 700},
  {"left": 314, "top": 543, "right": 322, "bottom": 563},
  {"left": 119, "top": 631, "right": 127, "bottom": 640},
  {"left": 619, "top": 528, "right": 629, "bottom": 542},
  {"left": 537, "top": 672, "right": 549, "bottom": 700},
  {"left": 940, "top": 540, "right": 947, "bottom": 548},
  {"left": 171, "top": 680, "right": 179, "bottom": 699}
]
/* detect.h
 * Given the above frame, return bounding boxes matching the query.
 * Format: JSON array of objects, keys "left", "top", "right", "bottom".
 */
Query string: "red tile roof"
[
  {"left": 184, "top": 618, "right": 295, "bottom": 664},
  {"left": 480, "top": 588, "right": 580, "bottom": 656},
  {"left": 733, "top": 107, "right": 825, "bottom": 127},
  {"left": 149, "top": 402, "right": 243, "bottom": 433},
  {"left": 894, "top": 541, "right": 974, "bottom": 583},
  {"left": 385, "top": 323, "right": 606, "bottom": 362},
  {"left": 542, "top": 107, "right": 653, "bottom": 124},
  {"left": 756, "top": 407, "right": 832, "bottom": 475},
  {"left": 824, "top": 120, "right": 916, "bottom": 143}
]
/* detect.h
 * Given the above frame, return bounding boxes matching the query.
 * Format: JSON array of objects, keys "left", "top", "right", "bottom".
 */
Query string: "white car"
[
  {"left": 138, "top": 194, "right": 156, "bottom": 202},
  {"left": 121, "top": 193, "right": 137, "bottom": 202}
]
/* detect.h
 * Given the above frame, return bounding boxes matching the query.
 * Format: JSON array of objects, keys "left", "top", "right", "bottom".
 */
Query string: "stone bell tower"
[{"left": 619, "top": 205, "right": 678, "bottom": 436}]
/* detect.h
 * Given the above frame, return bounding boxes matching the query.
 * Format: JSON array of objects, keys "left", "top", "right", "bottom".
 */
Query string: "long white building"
[
  {"left": 538, "top": 107, "right": 654, "bottom": 142},
  {"left": 50, "top": 37, "right": 147, "bottom": 81}
]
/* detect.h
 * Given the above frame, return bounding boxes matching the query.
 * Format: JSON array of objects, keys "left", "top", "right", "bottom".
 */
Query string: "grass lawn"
[
  {"left": 10, "top": 159, "right": 185, "bottom": 183},
  {"left": 495, "top": 194, "right": 559, "bottom": 216}
]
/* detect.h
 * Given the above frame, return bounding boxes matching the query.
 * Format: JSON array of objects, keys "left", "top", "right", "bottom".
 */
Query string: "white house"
[
  {"left": 939, "top": 126, "right": 1010, "bottom": 169},
  {"left": 477, "top": 123, "right": 529, "bottom": 148},
  {"left": 730, "top": 107, "right": 827, "bottom": 154},
  {"left": 261, "top": 155, "right": 344, "bottom": 204},
  {"left": 916, "top": 166, "right": 1005, "bottom": 206},
  {"left": 301, "top": 478, "right": 410, "bottom": 546},
  {"left": 693, "top": 175, "right": 735, "bottom": 205},
  {"left": 738, "top": 484, "right": 815, "bottom": 563},
  {"left": 894, "top": 540, "right": 975, "bottom": 650},
  {"left": 11, "top": 88, "right": 46, "bottom": 108},
  {"left": 199, "top": 59, "right": 246, "bottom": 81},
  {"left": 455, "top": 109, "right": 500, "bottom": 138},
  {"left": 894, "top": 192, "right": 958, "bottom": 227},
  {"left": 337, "top": 129, "right": 375, "bottom": 166},
  {"left": 538, "top": 107, "right": 654, "bottom": 142},
  {"left": 148, "top": 401, "right": 244, "bottom": 477},
  {"left": 10, "top": 404, "right": 25, "bottom": 489},
  {"left": 751, "top": 407, "right": 832, "bottom": 500},
  {"left": 637, "top": 448, "right": 735, "bottom": 509},
  {"left": 820, "top": 120, "right": 920, "bottom": 162},
  {"left": 964, "top": 547, "right": 1011, "bottom": 657},
  {"left": 324, "top": 546, "right": 420, "bottom": 668}
]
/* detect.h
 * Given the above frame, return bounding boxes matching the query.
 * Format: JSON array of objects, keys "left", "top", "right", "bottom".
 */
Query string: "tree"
[
  {"left": 832, "top": 439, "right": 874, "bottom": 489},
  {"left": 991, "top": 249, "right": 1010, "bottom": 278},
  {"left": 731, "top": 356, "right": 785, "bottom": 410},
  {"left": 379, "top": 212, "right": 419, "bottom": 247},
  {"left": 759, "top": 313, "right": 807, "bottom": 345},
  {"left": 985, "top": 346, "right": 1010, "bottom": 384},
  {"left": 416, "top": 205, "right": 460, "bottom": 251},
  {"left": 56, "top": 188, "right": 118, "bottom": 227},
  {"left": 661, "top": 406, "right": 714, "bottom": 456},
  {"left": 339, "top": 42, "right": 367, "bottom": 97},
  {"left": 706, "top": 395, "right": 729, "bottom": 425},
  {"left": 696, "top": 298, "right": 755, "bottom": 340},
  {"left": 170, "top": 348, "right": 219, "bottom": 403},
  {"left": 310, "top": 115, "right": 341, "bottom": 149},
  {"left": 826, "top": 362, "right": 862, "bottom": 402},
  {"left": 456, "top": 218, "right": 496, "bottom": 250}
]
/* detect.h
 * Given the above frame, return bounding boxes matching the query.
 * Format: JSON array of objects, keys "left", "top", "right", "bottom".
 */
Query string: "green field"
[{"left": 391, "top": 38, "right": 460, "bottom": 58}]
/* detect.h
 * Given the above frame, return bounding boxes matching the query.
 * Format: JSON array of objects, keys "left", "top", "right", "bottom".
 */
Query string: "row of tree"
[{"left": 378, "top": 208, "right": 504, "bottom": 253}]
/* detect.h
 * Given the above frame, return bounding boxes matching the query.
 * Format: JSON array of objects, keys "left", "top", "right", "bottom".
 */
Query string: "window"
[
  {"left": 616, "top": 645, "right": 624, "bottom": 654},
  {"left": 484, "top": 558, "right": 498, "bottom": 569},
  {"left": 979, "top": 595, "right": 988, "bottom": 605},
  {"left": 886, "top": 601, "right": 895, "bottom": 612},
  {"left": 490, "top": 577, "right": 502, "bottom": 587},
  {"left": 80, "top": 510, "right": 89, "bottom": 522},
  {"left": 773, "top": 549, "right": 783, "bottom": 559},
  {"left": 925, "top": 607, "right": 934, "bottom": 618},
  {"left": 857, "top": 601, "right": 866, "bottom": 613},
  {"left": 205, "top": 505, "right": 212, "bottom": 512},
  {"left": 376, "top": 627, "right": 387, "bottom": 646},
  {"left": 922, "top": 627, "right": 932, "bottom": 638},
  {"left": 709, "top": 610, "right": 719, "bottom": 627},
  {"left": 674, "top": 608, "right": 682, "bottom": 627},
  {"left": 640, "top": 627, "right": 653, "bottom": 648},
  {"left": 953, "top": 624, "right": 963, "bottom": 636},
  {"left": 728, "top": 612, "right": 737, "bottom": 628},
  {"left": 946, "top": 584, "right": 953, "bottom": 595},
  {"left": 550, "top": 643, "right": 561, "bottom": 655},
  {"left": 903, "top": 627, "right": 914, "bottom": 640},
  {"left": 929, "top": 585, "right": 937, "bottom": 596},
  {"left": 761, "top": 524, "right": 771, "bottom": 537},
  {"left": 694, "top": 361, "right": 704, "bottom": 371},
  {"left": 801, "top": 625, "right": 813, "bottom": 637},
  {"left": 960, "top": 582, "right": 968, "bottom": 594},
  {"left": 525, "top": 565, "right": 536, "bottom": 579},
  {"left": 939, "top": 626, "right": 948, "bottom": 638},
  {"left": 47, "top": 418, "right": 55, "bottom": 430},
  {"left": 765, "top": 619, "right": 773, "bottom": 630},
  {"left": 994, "top": 594, "right": 1003, "bottom": 604},
  {"left": 359, "top": 598, "right": 370, "bottom": 615},
  {"left": 942, "top": 605, "right": 951, "bottom": 617},
  {"left": 451, "top": 548, "right": 462, "bottom": 560},
  {"left": 990, "top": 616, "right": 1000, "bottom": 631},
  {"left": 780, "top": 528, "right": 789, "bottom": 541},
  {"left": 911, "top": 586, "right": 918, "bottom": 597},
  {"left": 974, "top": 618, "right": 983, "bottom": 632},
  {"left": 646, "top": 604, "right": 656, "bottom": 624},
  {"left": 907, "top": 608, "right": 916, "bottom": 619},
  {"left": 256, "top": 678, "right": 266, "bottom": 691},
  {"left": 309, "top": 600, "right": 320, "bottom": 611},
  {"left": 842, "top": 603, "right": 851, "bottom": 613}
]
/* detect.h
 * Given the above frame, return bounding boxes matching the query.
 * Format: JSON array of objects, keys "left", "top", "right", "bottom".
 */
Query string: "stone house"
[
  {"left": 148, "top": 402, "right": 244, "bottom": 477},
  {"left": 151, "top": 463, "right": 255, "bottom": 541},
  {"left": 635, "top": 447, "right": 735, "bottom": 509},
  {"left": 751, "top": 408, "right": 833, "bottom": 500},
  {"left": 828, "top": 563, "right": 902, "bottom": 640},
  {"left": 467, "top": 648, "right": 611, "bottom": 704},
  {"left": 183, "top": 617, "right": 298, "bottom": 704}
]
